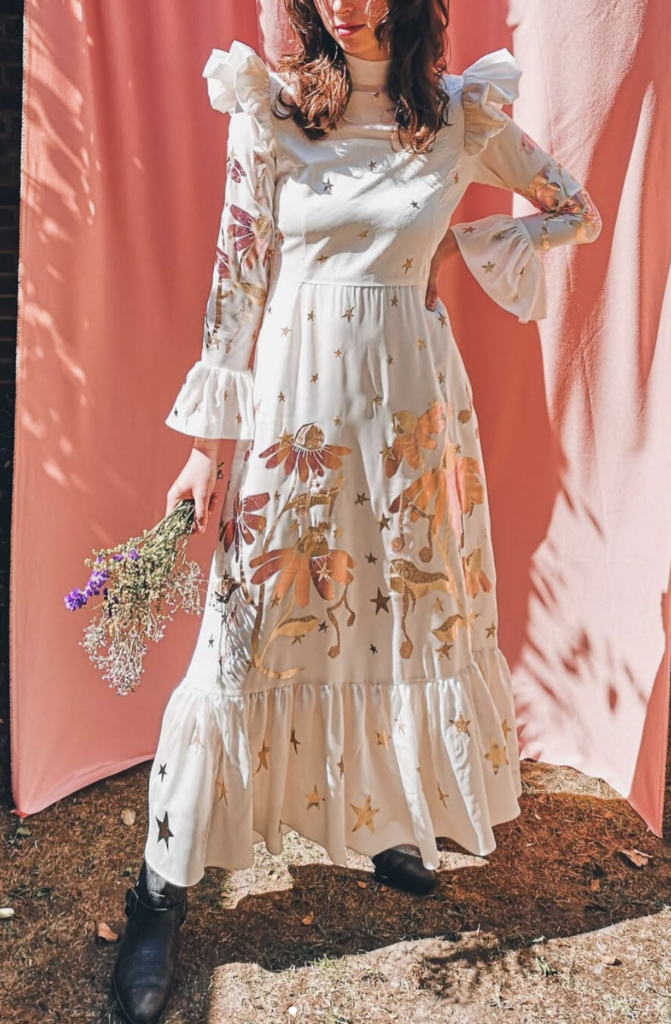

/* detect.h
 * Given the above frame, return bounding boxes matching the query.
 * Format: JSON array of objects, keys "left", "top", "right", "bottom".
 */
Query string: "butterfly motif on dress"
[
  {"left": 226, "top": 155, "right": 247, "bottom": 183},
  {"left": 227, "top": 204, "right": 273, "bottom": 272}
]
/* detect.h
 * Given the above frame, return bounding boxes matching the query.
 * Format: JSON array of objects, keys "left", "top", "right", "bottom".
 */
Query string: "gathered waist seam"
[{"left": 272, "top": 278, "right": 427, "bottom": 289}]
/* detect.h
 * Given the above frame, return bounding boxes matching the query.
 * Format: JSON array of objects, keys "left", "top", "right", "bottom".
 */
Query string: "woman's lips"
[{"left": 336, "top": 24, "right": 364, "bottom": 36}]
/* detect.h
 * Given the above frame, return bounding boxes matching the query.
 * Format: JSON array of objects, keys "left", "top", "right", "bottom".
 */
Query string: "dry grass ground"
[{"left": 0, "top": 703, "right": 670, "bottom": 1024}]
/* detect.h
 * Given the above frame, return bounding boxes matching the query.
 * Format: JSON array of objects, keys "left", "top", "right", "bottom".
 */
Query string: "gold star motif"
[
  {"left": 235, "top": 412, "right": 242, "bottom": 425},
  {"left": 372, "top": 393, "right": 383, "bottom": 406},
  {"left": 333, "top": 415, "right": 342, "bottom": 426},
  {"left": 453, "top": 171, "right": 459, "bottom": 184},
  {"left": 355, "top": 492, "right": 369, "bottom": 505},
  {"left": 337, "top": 754, "right": 345, "bottom": 778},
  {"left": 156, "top": 811, "right": 174, "bottom": 849},
  {"left": 334, "top": 348, "right": 343, "bottom": 358},
  {"left": 484, "top": 737, "right": 509, "bottom": 774},
  {"left": 317, "top": 253, "right": 329, "bottom": 264},
  {"left": 437, "top": 783, "right": 449, "bottom": 807},
  {"left": 278, "top": 392, "right": 285, "bottom": 402},
  {"left": 512, "top": 292, "right": 519, "bottom": 302},
  {"left": 377, "top": 513, "right": 391, "bottom": 531},
  {"left": 290, "top": 728, "right": 301, "bottom": 754},
  {"left": 433, "top": 596, "right": 444, "bottom": 613},
  {"left": 273, "top": 490, "right": 281, "bottom": 501},
  {"left": 350, "top": 794, "right": 379, "bottom": 833},
  {"left": 438, "top": 312, "right": 447, "bottom": 328},
  {"left": 368, "top": 160, "right": 378, "bottom": 170},
  {"left": 342, "top": 306, "right": 355, "bottom": 323},
  {"left": 365, "top": 551, "right": 377, "bottom": 564},
  {"left": 359, "top": 228, "right": 369, "bottom": 238},
  {"left": 369, "top": 643, "right": 377, "bottom": 653},
  {"left": 332, "top": 524, "right": 345, "bottom": 539},
  {"left": 486, "top": 622, "right": 496, "bottom": 638},
  {"left": 215, "top": 779, "right": 228, "bottom": 804},
  {"left": 376, "top": 727, "right": 390, "bottom": 749},
  {"left": 501, "top": 718, "right": 513, "bottom": 742},
  {"left": 387, "top": 354, "right": 394, "bottom": 366},
  {"left": 322, "top": 177, "right": 333, "bottom": 194},
  {"left": 370, "top": 587, "right": 391, "bottom": 613},
  {"left": 310, "top": 373, "right": 319, "bottom": 384},
  {"left": 410, "top": 199, "right": 420, "bottom": 209},
  {"left": 482, "top": 261, "right": 496, "bottom": 273},
  {"left": 380, "top": 442, "right": 393, "bottom": 460},
  {"left": 280, "top": 325, "right": 291, "bottom": 336},
  {"left": 158, "top": 764, "right": 167, "bottom": 781},
  {"left": 438, "top": 371, "right": 445, "bottom": 384},
  {"left": 462, "top": 225, "right": 476, "bottom": 234},
  {"left": 254, "top": 740, "right": 271, "bottom": 775},
  {"left": 395, "top": 717, "right": 406, "bottom": 734},
  {"left": 416, "top": 337, "right": 426, "bottom": 350},
  {"left": 306, "top": 784, "right": 324, "bottom": 810},
  {"left": 436, "top": 641, "right": 452, "bottom": 660},
  {"left": 402, "top": 257, "right": 413, "bottom": 273},
  {"left": 190, "top": 724, "right": 204, "bottom": 750},
  {"left": 390, "top": 294, "right": 399, "bottom": 307},
  {"left": 450, "top": 711, "right": 471, "bottom": 736},
  {"left": 307, "top": 310, "right": 315, "bottom": 320},
  {"left": 493, "top": 231, "right": 506, "bottom": 241}
]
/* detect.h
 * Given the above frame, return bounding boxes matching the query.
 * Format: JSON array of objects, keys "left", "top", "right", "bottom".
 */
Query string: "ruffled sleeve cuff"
[
  {"left": 165, "top": 361, "right": 256, "bottom": 440},
  {"left": 450, "top": 214, "right": 548, "bottom": 322}
]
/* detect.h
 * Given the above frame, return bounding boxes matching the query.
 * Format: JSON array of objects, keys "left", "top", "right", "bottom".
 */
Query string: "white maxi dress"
[{"left": 144, "top": 40, "right": 602, "bottom": 888}]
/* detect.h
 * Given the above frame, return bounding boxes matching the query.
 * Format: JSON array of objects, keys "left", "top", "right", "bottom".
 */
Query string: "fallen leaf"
[
  {"left": 301, "top": 912, "right": 314, "bottom": 926},
  {"left": 120, "top": 809, "right": 136, "bottom": 827},
  {"left": 600, "top": 954, "right": 621, "bottom": 966},
  {"left": 97, "top": 921, "right": 119, "bottom": 943},
  {"left": 356, "top": 880, "right": 368, "bottom": 889},
  {"left": 619, "top": 848, "right": 652, "bottom": 868},
  {"left": 0, "top": 908, "right": 15, "bottom": 920}
]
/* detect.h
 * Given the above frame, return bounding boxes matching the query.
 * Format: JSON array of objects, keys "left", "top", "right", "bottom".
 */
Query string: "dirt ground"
[{"left": 1, "top": 666, "right": 670, "bottom": 1024}]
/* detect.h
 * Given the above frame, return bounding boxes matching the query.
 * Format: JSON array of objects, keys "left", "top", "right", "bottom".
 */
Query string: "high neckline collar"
[{"left": 343, "top": 49, "right": 391, "bottom": 90}]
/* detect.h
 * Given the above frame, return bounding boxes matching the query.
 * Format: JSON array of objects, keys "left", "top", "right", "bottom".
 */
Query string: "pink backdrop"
[{"left": 11, "top": 0, "right": 670, "bottom": 841}]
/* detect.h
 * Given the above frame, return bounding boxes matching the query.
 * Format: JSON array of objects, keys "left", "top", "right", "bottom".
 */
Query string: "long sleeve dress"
[{"left": 145, "top": 40, "right": 602, "bottom": 888}]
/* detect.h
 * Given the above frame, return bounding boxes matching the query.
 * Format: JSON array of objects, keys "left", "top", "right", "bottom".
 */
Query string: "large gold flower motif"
[
  {"left": 258, "top": 423, "right": 352, "bottom": 482},
  {"left": 383, "top": 401, "right": 446, "bottom": 478},
  {"left": 220, "top": 491, "right": 270, "bottom": 561},
  {"left": 248, "top": 524, "right": 356, "bottom": 608}
]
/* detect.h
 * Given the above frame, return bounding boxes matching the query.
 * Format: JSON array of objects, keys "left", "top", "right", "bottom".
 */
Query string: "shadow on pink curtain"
[{"left": 12, "top": 0, "right": 670, "bottom": 840}]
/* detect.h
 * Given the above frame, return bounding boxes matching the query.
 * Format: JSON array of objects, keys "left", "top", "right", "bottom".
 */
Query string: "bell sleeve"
[
  {"left": 166, "top": 40, "right": 278, "bottom": 440},
  {"left": 449, "top": 49, "right": 603, "bottom": 323}
]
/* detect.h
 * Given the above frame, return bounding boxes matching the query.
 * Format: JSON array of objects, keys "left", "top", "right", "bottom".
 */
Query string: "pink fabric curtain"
[{"left": 12, "top": 0, "right": 670, "bottom": 840}]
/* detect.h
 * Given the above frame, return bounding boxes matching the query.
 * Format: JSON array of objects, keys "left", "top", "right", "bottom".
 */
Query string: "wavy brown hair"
[{"left": 271, "top": 0, "right": 453, "bottom": 154}]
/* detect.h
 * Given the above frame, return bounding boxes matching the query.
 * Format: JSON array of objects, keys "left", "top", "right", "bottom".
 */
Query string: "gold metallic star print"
[
  {"left": 376, "top": 727, "right": 390, "bottom": 749},
  {"left": 280, "top": 326, "right": 291, "bottom": 336},
  {"left": 395, "top": 717, "right": 406, "bottom": 733},
  {"left": 368, "top": 160, "right": 378, "bottom": 170},
  {"left": 254, "top": 740, "right": 271, "bottom": 775},
  {"left": 306, "top": 785, "right": 324, "bottom": 810},
  {"left": 402, "top": 258, "right": 413, "bottom": 273},
  {"left": 334, "top": 348, "right": 343, "bottom": 358},
  {"left": 462, "top": 225, "right": 476, "bottom": 233},
  {"left": 482, "top": 261, "right": 496, "bottom": 274},
  {"left": 450, "top": 711, "right": 471, "bottom": 736},
  {"left": 215, "top": 779, "right": 228, "bottom": 804},
  {"left": 486, "top": 622, "right": 496, "bottom": 638},
  {"left": 337, "top": 754, "right": 345, "bottom": 778},
  {"left": 307, "top": 310, "right": 315, "bottom": 320},
  {"left": 158, "top": 764, "right": 167, "bottom": 781},
  {"left": 156, "top": 811, "right": 174, "bottom": 849},
  {"left": 369, "top": 643, "right": 377, "bottom": 653},
  {"left": 437, "top": 783, "right": 449, "bottom": 807},
  {"left": 366, "top": 552, "right": 377, "bottom": 564},
  {"left": 376, "top": 513, "right": 391, "bottom": 531},
  {"left": 278, "top": 392, "right": 285, "bottom": 402},
  {"left": 190, "top": 724, "right": 204, "bottom": 751},
  {"left": 322, "top": 177, "right": 333, "bottom": 193},
  {"left": 484, "top": 737, "right": 509, "bottom": 774},
  {"left": 355, "top": 492, "right": 369, "bottom": 505},
  {"left": 235, "top": 412, "right": 242, "bottom": 425},
  {"left": 410, "top": 199, "right": 419, "bottom": 209},
  {"left": 208, "top": 635, "right": 215, "bottom": 648},
  {"left": 390, "top": 294, "right": 399, "bottom": 307},
  {"left": 373, "top": 394, "right": 383, "bottom": 407},
  {"left": 333, "top": 415, "right": 342, "bottom": 426},
  {"left": 433, "top": 596, "right": 444, "bottom": 613},
  {"left": 310, "top": 373, "right": 319, "bottom": 384},
  {"left": 438, "top": 313, "right": 447, "bottom": 328},
  {"left": 350, "top": 794, "right": 379, "bottom": 833},
  {"left": 453, "top": 171, "right": 459, "bottom": 184},
  {"left": 317, "top": 254, "right": 329, "bottom": 264},
  {"left": 371, "top": 587, "right": 391, "bottom": 614},
  {"left": 359, "top": 228, "right": 369, "bottom": 238},
  {"left": 501, "top": 719, "right": 513, "bottom": 742},
  {"left": 436, "top": 642, "right": 453, "bottom": 660},
  {"left": 387, "top": 354, "right": 394, "bottom": 366},
  {"left": 290, "top": 728, "right": 301, "bottom": 754},
  {"left": 416, "top": 337, "right": 426, "bottom": 350}
]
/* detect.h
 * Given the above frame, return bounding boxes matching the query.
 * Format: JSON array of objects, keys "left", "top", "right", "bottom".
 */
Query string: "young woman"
[{"left": 112, "top": 1, "right": 602, "bottom": 1021}]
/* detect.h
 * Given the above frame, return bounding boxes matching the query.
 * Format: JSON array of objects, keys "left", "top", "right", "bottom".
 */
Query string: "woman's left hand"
[{"left": 425, "top": 226, "right": 459, "bottom": 310}]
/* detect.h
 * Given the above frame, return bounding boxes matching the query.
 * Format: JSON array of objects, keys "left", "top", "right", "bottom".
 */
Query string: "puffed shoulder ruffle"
[
  {"left": 460, "top": 48, "right": 523, "bottom": 156},
  {"left": 201, "top": 39, "right": 276, "bottom": 155}
]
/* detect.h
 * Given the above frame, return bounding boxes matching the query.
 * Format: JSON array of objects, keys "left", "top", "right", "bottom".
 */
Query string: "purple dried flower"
[
  {"left": 64, "top": 588, "right": 88, "bottom": 611},
  {"left": 112, "top": 553, "right": 124, "bottom": 562},
  {"left": 128, "top": 549, "right": 139, "bottom": 560}
]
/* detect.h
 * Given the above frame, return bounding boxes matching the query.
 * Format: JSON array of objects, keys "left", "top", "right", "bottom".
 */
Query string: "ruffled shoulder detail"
[
  {"left": 201, "top": 39, "right": 276, "bottom": 154},
  {"left": 460, "top": 47, "right": 522, "bottom": 156}
]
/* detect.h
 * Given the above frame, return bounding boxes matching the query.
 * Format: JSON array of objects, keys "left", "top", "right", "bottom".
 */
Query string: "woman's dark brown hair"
[{"left": 271, "top": 0, "right": 453, "bottom": 154}]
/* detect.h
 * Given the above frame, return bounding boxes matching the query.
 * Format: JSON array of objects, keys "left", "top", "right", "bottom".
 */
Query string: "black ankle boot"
[
  {"left": 112, "top": 863, "right": 187, "bottom": 1024},
  {"left": 371, "top": 843, "right": 437, "bottom": 894}
]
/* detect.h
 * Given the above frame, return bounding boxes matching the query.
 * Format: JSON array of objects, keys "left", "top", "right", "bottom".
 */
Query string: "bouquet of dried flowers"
[{"left": 64, "top": 499, "right": 206, "bottom": 696}]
